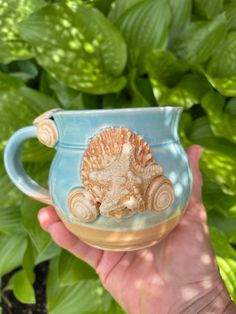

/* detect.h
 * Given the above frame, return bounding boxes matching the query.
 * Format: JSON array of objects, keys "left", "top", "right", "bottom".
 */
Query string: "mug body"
[{"left": 48, "top": 107, "right": 192, "bottom": 251}]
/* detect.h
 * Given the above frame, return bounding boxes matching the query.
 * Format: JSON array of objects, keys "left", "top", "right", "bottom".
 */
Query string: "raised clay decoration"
[
  {"left": 68, "top": 128, "right": 175, "bottom": 222},
  {"left": 33, "top": 108, "right": 62, "bottom": 148}
]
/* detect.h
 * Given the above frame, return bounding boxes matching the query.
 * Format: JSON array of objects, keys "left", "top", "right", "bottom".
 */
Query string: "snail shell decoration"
[
  {"left": 33, "top": 108, "right": 62, "bottom": 148},
  {"left": 68, "top": 128, "right": 175, "bottom": 222}
]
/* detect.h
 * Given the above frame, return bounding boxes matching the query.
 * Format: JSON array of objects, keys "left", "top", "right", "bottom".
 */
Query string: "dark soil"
[{"left": 1, "top": 262, "right": 48, "bottom": 314}]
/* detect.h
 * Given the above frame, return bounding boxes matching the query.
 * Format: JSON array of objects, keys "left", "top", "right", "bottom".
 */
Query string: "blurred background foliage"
[{"left": 0, "top": 0, "right": 236, "bottom": 312}]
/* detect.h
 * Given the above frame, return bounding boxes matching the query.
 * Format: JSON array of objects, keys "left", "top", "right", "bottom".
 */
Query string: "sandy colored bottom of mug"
[{"left": 57, "top": 210, "right": 183, "bottom": 251}]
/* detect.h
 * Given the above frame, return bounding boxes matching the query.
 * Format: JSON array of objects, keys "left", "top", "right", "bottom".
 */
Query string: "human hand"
[{"left": 38, "top": 145, "right": 236, "bottom": 314}]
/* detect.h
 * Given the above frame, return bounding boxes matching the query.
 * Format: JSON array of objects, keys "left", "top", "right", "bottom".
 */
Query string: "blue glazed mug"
[{"left": 4, "top": 107, "right": 192, "bottom": 251}]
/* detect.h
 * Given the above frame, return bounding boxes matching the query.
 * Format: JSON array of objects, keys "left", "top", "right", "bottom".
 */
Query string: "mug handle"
[{"left": 4, "top": 125, "right": 52, "bottom": 205}]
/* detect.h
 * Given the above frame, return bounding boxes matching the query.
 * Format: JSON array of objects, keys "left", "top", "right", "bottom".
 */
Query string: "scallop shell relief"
[{"left": 68, "top": 128, "right": 175, "bottom": 222}]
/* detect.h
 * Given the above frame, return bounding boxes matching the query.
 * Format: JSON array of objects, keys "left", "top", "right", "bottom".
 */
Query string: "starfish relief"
[{"left": 68, "top": 128, "right": 175, "bottom": 222}]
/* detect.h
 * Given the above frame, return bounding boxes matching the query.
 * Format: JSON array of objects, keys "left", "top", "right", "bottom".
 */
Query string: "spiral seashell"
[
  {"left": 145, "top": 176, "right": 175, "bottom": 212},
  {"left": 36, "top": 119, "right": 58, "bottom": 148},
  {"left": 68, "top": 188, "right": 98, "bottom": 222}
]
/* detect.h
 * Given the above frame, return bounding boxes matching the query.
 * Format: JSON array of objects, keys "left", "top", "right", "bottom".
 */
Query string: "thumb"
[
  {"left": 185, "top": 145, "right": 206, "bottom": 223},
  {"left": 186, "top": 144, "right": 204, "bottom": 202}
]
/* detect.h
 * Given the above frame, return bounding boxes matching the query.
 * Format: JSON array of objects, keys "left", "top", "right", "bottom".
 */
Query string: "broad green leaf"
[
  {"left": 0, "top": 60, "right": 39, "bottom": 82},
  {"left": 58, "top": 250, "right": 97, "bottom": 286},
  {"left": 179, "top": 111, "right": 192, "bottom": 147},
  {"left": 0, "top": 206, "right": 23, "bottom": 234},
  {"left": 202, "top": 92, "right": 236, "bottom": 143},
  {"left": 225, "top": 2, "right": 236, "bottom": 32},
  {"left": 146, "top": 50, "right": 189, "bottom": 86},
  {"left": 171, "top": 13, "right": 226, "bottom": 64},
  {"left": 21, "top": 178, "right": 52, "bottom": 254},
  {"left": 19, "top": 3, "right": 127, "bottom": 94},
  {"left": 0, "top": 232, "right": 27, "bottom": 277},
  {"left": 10, "top": 269, "right": 36, "bottom": 304},
  {"left": 46, "top": 74, "right": 102, "bottom": 110},
  {"left": 23, "top": 238, "right": 36, "bottom": 284},
  {"left": 0, "top": 0, "right": 46, "bottom": 64},
  {"left": 93, "top": 0, "right": 116, "bottom": 16},
  {"left": 102, "top": 92, "right": 132, "bottom": 109},
  {"left": 47, "top": 258, "right": 114, "bottom": 314},
  {"left": 47, "top": 76, "right": 81, "bottom": 109},
  {"left": 108, "top": 0, "right": 142, "bottom": 21},
  {"left": 203, "top": 175, "right": 236, "bottom": 214},
  {"left": 0, "top": 158, "right": 23, "bottom": 208},
  {"left": 0, "top": 72, "right": 59, "bottom": 162},
  {"left": 117, "top": 0, "right": 171, "bottom": 65},
  {"left": 127, "top": 70, "right": 151, "bottom": 107},
  {"left": 206, "top": 32, "right": 236, "bottom": 96},
  {"left": 167, "top": 0, "right": 191, "bottom": 37},
  {"left": 208, "top": 211, "right": 236, "bottom": 243},
  {"left": 193, "top": 0, "right": 223, "bottom": 19},
  {"left": 187, "top": 116, "right": 236, "bottom": 158},
  {"left": 201, "top": 150, "right": 236, "bottom": 196},
  {"left": 210, "top": 227, "right": 236, "bottom": 301},
  {"left": 157, "top": 74, "right": 212, "bottom": 108},
  {"left": 35, "top": 242, "right": 61, "bottom": 265}
]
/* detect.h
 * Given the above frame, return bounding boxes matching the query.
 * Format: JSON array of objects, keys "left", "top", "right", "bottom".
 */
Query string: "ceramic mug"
[{"left": 4, "top": 107, "right": 192, "bottom": 251}]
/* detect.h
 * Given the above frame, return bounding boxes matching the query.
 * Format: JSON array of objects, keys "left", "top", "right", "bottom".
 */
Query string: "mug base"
[{"left": 58, "top": 211, "right": 183, "bottom": 251}]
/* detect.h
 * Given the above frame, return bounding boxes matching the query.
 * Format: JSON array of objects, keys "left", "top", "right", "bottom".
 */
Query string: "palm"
[{"left": 38, "top": 146, "right": 222, "bottom": 314}]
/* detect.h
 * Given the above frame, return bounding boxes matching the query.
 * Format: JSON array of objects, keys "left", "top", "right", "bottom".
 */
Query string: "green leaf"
[
  {"left": 167, "top": 0, "right": 192, "bottom": 36},
  {"left": 93, "top": 0, "right": 114, "bottom": 16},
  {"left": 187, "top": 116, "right": 236, "bottom": 157},
  {"left": 35, "top": 242, "right": 61, "bottom": 265},
  {"left": 157, "top": 74, "right": 212, "bottom": 108},
  {"left": 0, "top": 232, "right": 27, "bottom": 277},
  {"left": 203, "top": 175, "right": 236, "bottom": 214},
  {"left": 224, "top": 2, "right": 236, "bottom": 32},
  {"left": 146, "top": 50, "right": 189, "bottom": 86},
  {"left": 10, "top": 269, "right": 36, "bottom": 304},
  {"left": 127, "top": 70, "right": 151, "bottom": 107},
  {"left": 117, "top": 0, "right": 171, "bottom": 65},
  {"left": 47, "top": 258, "right": 114, "bottom": 314},
  {"left": 0, "top": 160, "right": 23, "bottom": 207},
  {"left": 0, "top": 60, "right": 39, "bottom": 82},
  {"left": 171, "top": 13, "right": 226, "bottom": 64},
  {"left": 108, "top": 0, "right": 142, "bottom": 22},
  {"left": 193, "top": 0, "right": 223, "bottom": 19},
  {"left": 21, "top": 194, "right": 52, "bottom": 254},
  {"left": 0, "top": 206, "right": 23, "bottom": 234},
  {"left": 23, "top": 238, "right": 36, "bottom": 284},
  {"left": 47, "top": 76, "right": 81, "bottom": 109},
  {"left": 210, "top": 227, "right": 236, "bottom": 301},
  {"left": 202, "top": 92, "right": 236, "bottom": 143},
  {"left": 208, "top": 211, "right": 236, "bottom": 243},
  {"left": 58, "top": 250, "right": 97, "bottom": 286},
  {"left": 0, "top": 0, "right": 46, "bottom": 64},
  {"left": 179, "top": 111, "right": 193, "bottom": 147},
  {"left": 0, "top": 72, "right": 59, "bottom": 162},
  {"left": 206, "top": 32, "right": 236, "bottom": 96},
  {"left": 19, "top": 3, "right": 127, "bottom": 94},
  {"left": 201, "top": 149, "right": 236, "bottom": 196}
]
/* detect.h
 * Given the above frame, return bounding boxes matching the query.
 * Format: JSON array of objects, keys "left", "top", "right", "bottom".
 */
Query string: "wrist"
[{"left": 179, "top": 280, "right": 236, "bottom": 314}]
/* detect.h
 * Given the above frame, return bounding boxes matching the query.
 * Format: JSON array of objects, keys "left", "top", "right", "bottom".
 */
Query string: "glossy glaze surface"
[{"left": 4, "top": 107, "right": 192, "bottom": 251}]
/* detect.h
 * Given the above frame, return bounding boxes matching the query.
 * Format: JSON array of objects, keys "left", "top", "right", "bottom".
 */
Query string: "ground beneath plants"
[{"left": 1, "top": 262, "right": 48, "bottom": 314}]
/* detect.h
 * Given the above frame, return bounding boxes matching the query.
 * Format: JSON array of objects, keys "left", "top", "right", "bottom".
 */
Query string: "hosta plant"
[{"left": 0, "top": 0, "right": 236, "bottom": 312}]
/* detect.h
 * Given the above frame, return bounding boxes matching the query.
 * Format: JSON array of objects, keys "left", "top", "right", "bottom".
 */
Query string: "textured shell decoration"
[{"left": 68, "top": 128, "right": 175, "bottom": 222}]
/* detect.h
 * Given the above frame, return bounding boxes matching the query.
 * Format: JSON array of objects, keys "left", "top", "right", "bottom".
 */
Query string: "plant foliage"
[{"left": 0, "top": 0, "right": 236, "bottom": 312}]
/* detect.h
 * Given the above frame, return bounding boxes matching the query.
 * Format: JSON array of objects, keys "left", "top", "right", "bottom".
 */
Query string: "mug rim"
[{"left": 54, "top": 106, "right": 183, "bottom": 116}]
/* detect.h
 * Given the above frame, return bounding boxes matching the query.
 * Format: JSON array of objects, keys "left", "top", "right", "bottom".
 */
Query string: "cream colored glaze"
[{"left": 57, "top": 209, "right": 183, "bottom": 251}]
